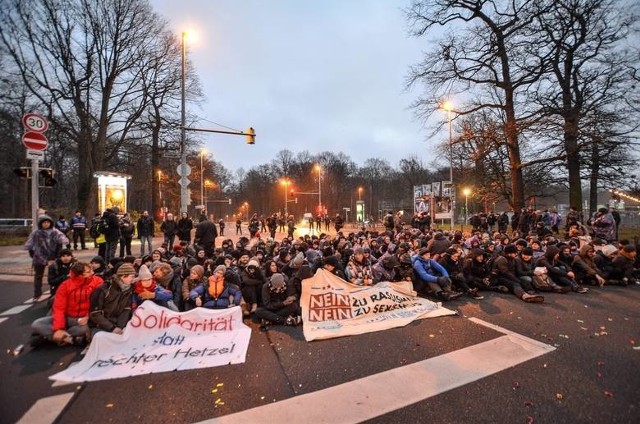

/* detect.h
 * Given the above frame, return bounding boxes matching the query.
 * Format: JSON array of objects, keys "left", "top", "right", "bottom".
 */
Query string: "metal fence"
[{"left": 0, "top": 218, "right": 32, "bottom": 227}]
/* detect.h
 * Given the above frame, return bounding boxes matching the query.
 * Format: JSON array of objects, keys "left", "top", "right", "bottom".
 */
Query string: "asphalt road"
[{"left": 0, "top": 232, "right": 639, "bottom": 424}]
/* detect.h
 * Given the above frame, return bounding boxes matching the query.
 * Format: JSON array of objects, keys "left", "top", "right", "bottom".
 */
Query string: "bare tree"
[
  {"left": 0, "top": 0, "right": 179, "bottom": 216},
  {"left": 405, "top": 0, "right": 552, "bottom": 211}
]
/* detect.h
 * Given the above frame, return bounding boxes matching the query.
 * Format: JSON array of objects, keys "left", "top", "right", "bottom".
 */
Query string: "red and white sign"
[
  {"left": 22, "top": 131, "right": 48, "bottom": 151},
  {"left": 22, "top": 113, "right": 49, "bottom": 133}
]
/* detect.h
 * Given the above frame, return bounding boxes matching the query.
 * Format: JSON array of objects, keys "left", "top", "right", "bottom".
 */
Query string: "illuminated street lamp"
[
  {"left": 463, "top": 187, "right": 471, "bottom": 230},
  {"left": 243, "top": 202, "right": 249, "bottom": 221},
  {"left": 358, "top": 187, "right": 363, "bottom": 201},
  {"left": 280, "top": 179, "right": 291, "bottom": 217},
  {"left": 442, "top": 100, "right": 455, "bottom": 230}
]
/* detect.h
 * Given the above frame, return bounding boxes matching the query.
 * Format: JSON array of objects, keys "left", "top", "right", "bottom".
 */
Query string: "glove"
[{"left": 436, "top": 276, "right": 452, "bottom": 287}]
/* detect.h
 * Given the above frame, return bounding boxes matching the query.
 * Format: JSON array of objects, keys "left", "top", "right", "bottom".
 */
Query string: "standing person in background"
[
  {"left": 218, "top": 218, "right": 226, "bottom": 236},
  {"left": 24, "top": 215, "right": 69, "bottom": 300},
  {"left": 177, "top": 212, "right": 194, "bottom": 246},
  {"left": 136, "top": 210, "right": 154, "bottom": 257},
  {"left": 160, "top": 213, "right": 178, "bottom": 248},
  {"left": 70, "top": 210, "right": 87, "bottom": 250},
  {"left": 55, "top": 216, "right": 71, "bottom": 249},
  {"left": 118, "top": 212, "right": 134, "bottom": 257},
  {"left": 194, "top": 214, "right": 219, "bottom": 257},
  {"left": 102, "top": 208, "right": 120, "bottom": 263},
  {"left": 235, "top": 217, "right": 242, "bottom": 235}
]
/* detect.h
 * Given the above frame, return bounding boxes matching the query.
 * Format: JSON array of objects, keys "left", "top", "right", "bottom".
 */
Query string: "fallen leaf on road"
[
  {"left": 211, "top": 388, "right": 218, "bottom": 394},
  {"left": 513, "top": 381, "right": 520, "bottom": 389},
  {"left": 527, "top": 415, "right": 534, "bottom": 424},
  {"left": 597, "top": 361, "right": 605, "bottom": 366},
  {"left": 559, "top": 334, "right": 569, "bottom": 339},
  {"left": 603, "top": 391, "right": 613, "bottom": 398},
  {"left": 148, "top": 385, "right": 153, "bottom": 390},
  {"left": 596, "top": 372, "right": 602, "bottom": 378},
  {"left": 633, "top": 346, "right": 640, "bottom": 351},
  {"left": 556, "top": 393, "right": 564, "bottom": 400},
  {"left": 524, "top": 401, "right": 534, "bottom": 407},
  {"left": 106, "top": 403, "right": 114, "bottom": 408},
  {"left": 576, "top": 319, "right": 584, "bottom": 323}
]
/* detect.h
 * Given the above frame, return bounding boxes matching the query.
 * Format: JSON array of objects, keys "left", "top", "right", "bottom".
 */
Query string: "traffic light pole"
[{"left": 31, "top": 159, "right": 39, "bottom": 230}]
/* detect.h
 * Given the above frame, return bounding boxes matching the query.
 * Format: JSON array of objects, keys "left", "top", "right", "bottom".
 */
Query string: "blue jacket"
[
  {"left": 190, "top": 282, "right": 242, "bottom": 309},
  {"left": 411, "top": 254, "right": 448, "bottom": 283}
]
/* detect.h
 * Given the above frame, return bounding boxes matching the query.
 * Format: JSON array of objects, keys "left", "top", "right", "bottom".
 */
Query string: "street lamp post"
[
  {"left": 463, "top": 188, "right": 471, "bottom": 231},
  {"left": 315, "top": 165, "right": 322, "bottom": 214},
  {"left": 179, "top": 31, "right": 189, "bottom": 214},
  {"left": 281, "top": 179, "right": 290, "bottom": 217},
  {"left": 443, "top": 101, "right": 455, "bottom": 231},
  {"left": 200, "top": 149, "right": 206, "bottom": 212},
  {"left": 358, "top": 187, "right": 363, "bottom": 201}
]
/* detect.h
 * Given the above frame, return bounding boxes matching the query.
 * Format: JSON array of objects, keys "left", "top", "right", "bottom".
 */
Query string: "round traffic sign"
[
  {"left": 22, "top": 113, "right": 49, "bottom": 133},
  {"left": 22, "top": 131, "right": 49, "bottom": 151},
  {"left": 176, "top": 163, "right": 192, "bottom": 177}
]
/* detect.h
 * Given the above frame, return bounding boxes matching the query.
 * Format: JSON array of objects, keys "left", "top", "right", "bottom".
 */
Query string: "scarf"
[{"left": 135, "top": 279, "right": 156, "bottom": 294}]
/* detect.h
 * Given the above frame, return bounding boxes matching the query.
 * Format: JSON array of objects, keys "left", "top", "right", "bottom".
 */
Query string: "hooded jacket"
[
  {"left": 52, "top": 271, "right": 104, "bottom": 331},
  {"left": 411, "top": 254, "right": 448, "bottom": 283},
  {"left": 24, "top": 215, "right": 69, "bottom": 265}
]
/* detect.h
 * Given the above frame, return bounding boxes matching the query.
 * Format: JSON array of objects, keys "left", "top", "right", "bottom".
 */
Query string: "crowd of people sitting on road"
[{"left": 25, "top": 206, "right": 638, "bottom": 349}]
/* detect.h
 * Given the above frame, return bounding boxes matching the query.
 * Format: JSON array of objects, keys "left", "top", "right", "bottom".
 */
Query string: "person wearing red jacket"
[{"left": 30, "top": 262, "right": 103, "bottom": 347}]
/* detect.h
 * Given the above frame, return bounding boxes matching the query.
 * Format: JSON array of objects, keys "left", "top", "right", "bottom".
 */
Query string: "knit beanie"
[
  {"left": 116, "top": 263, "right": 135, "bottom": 276},
  {"left": 214, "top": 264, "right": 226, "bottom": 274},
  {"left": 137, "top": 264, "right": 153, "bottom": 280},
  {"left": 270, "top": 273, "right": 286, "bottom": 291}
]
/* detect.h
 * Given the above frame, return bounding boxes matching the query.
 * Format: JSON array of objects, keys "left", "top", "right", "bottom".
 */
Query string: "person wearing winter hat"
[
  {"left": 239, "top": 259, "right": 265, "bottom": 315},
  {"left": 131, "top": 264, "right": 175, "bottom": 310},
  {"left": 90, "top": 255, "right": 107, "bottom": 278},
  {"left": 182, "top": 264, "right": 205, "bottom": 310},
  {"left": 24, "top": 214, "right": 70, "bottom": 300},
  {"left": 411, "top": 246, "right": 462, "bottom": 301},
  {"left": 322, "top": 255, "right": 347, "bottom": 280},
  {"left": 189, "top": 264, "right": 241, "bottom": 309},
  {"left": 47, "top": 248, "right": 76, "bottom": 297},
  {"left": 88, "top": 261, "right": 135, "bottom": 339},
  {"left": 253, "top": 273, "right": 301, "bottom": 326},
  {"left": 535, "top": 244, "right": 588, "bottom": 293},
  {"left": 490, "top": 244, "right": 545, "bottom": 302}
]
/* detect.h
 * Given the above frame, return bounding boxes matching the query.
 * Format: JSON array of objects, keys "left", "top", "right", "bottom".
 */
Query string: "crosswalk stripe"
[
  {"left": 201, "top": 322, "right": 555, "bottom": 424},
  {"left": 16, "top": 392, "right": 75, "bottom": 424},
  {"left": 1, "top": 305, "right": 33, "bottom": 316},
  {"left": 0, "top": 317, "right": 7, "bottom": 325}
]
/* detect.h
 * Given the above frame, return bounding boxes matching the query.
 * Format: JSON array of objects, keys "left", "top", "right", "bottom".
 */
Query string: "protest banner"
[
  {"left": 50, "top": 302, "right": 251, "bottom": 382},
  {"left": 301, "top": 269, "right": 456, "bottom": 341}
]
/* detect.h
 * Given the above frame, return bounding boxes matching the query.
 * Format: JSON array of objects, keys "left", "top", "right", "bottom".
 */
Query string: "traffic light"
[
  {"left": 39, "top": 168, "right": 57, "bottom": 187},
  {"left": 245, "top": 127, "right": 255, "bottom": 145},
  {"left": 13, "top": 168, "right": 30, "bottom": 178}
]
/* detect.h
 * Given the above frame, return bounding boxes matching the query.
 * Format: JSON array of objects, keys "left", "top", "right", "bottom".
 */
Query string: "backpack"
[{"left": 89, "top": 219, "right": 107, "bottom": 238}]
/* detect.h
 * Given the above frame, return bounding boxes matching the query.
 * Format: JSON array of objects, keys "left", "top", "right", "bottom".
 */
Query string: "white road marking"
[
  {"left": 0, "top": 305, "right": 32, "bottom": 316},
  {"left": 201, "top": 321, "right": 555, "bottom": 424},
  {"left": 0, "top": 317, "right": 7, "bottom": 325},
  {"left": 24, "top": 292, "right": 51, "bottom": 304},
  {"left": 16, "top": 392, "right": 75, "bottom": 424}
]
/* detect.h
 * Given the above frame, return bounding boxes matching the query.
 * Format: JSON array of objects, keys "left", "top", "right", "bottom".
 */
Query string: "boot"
[{"left": 521, "top": 293, "right": 544, "bottom": 303}]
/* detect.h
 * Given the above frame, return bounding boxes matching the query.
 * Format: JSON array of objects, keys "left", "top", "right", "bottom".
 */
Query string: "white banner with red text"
[
  {"left": 50, "top": 302, "right": 251, "bottom": 382},
  {"left": 301, "top": 269, "right": 456, "bottom": 341}
]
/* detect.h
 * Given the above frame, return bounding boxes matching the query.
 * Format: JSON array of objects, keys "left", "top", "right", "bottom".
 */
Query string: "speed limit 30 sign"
[{"left": 22, "top": 113, "right": 49, "bottom": 133}]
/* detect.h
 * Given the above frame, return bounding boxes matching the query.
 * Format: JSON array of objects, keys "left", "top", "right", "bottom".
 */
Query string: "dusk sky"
[{"left": 151, "top": 0, "right": 447, "bottom": 173}]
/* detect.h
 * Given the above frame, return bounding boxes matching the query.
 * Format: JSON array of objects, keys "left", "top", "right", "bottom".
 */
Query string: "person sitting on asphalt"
[
  {"left": 490, "top": 244, "right": 544, "bottom": 303},
  {"left": 30, "top": 262, "right": 103, "bottom": 347},
  {"left": 190, "top": 265, "right": 242, "bottom": 309},
  {"left": 47, "top": 248, "right": 76, "bottom": 298},
  {"left": 132, "top": 264, "right": 176, "bottom": 310},
  {"left": 571, "top": 244, "right": 607, "bottom": 287},
  {"left": 411, "top": 247, "right": 462, "bottom": 301},
  {"left": 253, "top": 272, "right": 301, "bottom": 326},
  {"left": 534, "top": 245, "right": 588, "bottom": 294},
  {"left": 88, "top": 262, "right": 135, "bottom": 339},
  {"left": 322, "top": 255, "right": 347, "bottom": 280},
  {"left": 439, "top": 247, "right": 484, "bottom": 300}
]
